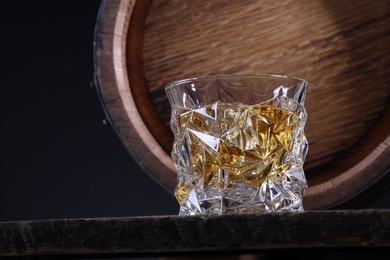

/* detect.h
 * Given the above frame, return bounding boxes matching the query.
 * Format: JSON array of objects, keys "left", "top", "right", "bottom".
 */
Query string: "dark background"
[
  {"left": 0, "top": 0, "right": 177, "bottom": 221},
  {"left": 0, "top": 0, "right": 389, "bottom": 222}
]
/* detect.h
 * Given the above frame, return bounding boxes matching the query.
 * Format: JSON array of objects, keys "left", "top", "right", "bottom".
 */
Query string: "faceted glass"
[{"left": 165, "top": 75, "right": 308, "bottom": 215}]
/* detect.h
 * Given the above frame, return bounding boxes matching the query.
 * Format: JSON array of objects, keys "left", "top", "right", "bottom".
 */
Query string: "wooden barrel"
[{"left": 94, "top": 0, "right": 390, "bottom": 210}]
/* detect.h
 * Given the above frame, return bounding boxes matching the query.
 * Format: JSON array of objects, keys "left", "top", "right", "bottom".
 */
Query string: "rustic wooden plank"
[{"left": 0, "top": 210, "right": 389, "bottom": 258}]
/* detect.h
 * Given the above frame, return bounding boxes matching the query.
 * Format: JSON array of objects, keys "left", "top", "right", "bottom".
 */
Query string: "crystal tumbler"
[{"left": 165, "top": 75, "right": 308, "bottom": 215}]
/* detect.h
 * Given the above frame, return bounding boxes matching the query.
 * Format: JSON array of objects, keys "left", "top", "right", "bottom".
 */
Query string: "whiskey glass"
[{"left": 165, "top": 75, "right": 308, "bottom": 215}]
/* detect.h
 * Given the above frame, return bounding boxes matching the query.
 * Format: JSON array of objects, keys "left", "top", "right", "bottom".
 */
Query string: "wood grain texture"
[
  {"left": 94, "top": 0, "right": 390, "bottom": 209},
  {"left": 142, "top": 0, "right": 390, "bottom": 169},
  {"left": 1, "top": 210, "right": 389, "bottom": 257}
]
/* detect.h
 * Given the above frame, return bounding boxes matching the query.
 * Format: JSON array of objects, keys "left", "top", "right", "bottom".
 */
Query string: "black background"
[
  {"left": 0, "top": 0, "right": 177, "bottom": 222},
  {"left": 0, "top": 0, "right": 389, "bottom": 223}
]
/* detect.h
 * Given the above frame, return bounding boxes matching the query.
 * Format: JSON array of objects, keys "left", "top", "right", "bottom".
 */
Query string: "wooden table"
[{"left": 1, "top": 210, "right": 389, "bottom": 258}]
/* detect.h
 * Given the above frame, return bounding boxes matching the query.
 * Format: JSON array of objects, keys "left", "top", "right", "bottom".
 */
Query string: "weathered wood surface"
[
  {"left": 0, "top": 210, "right": 389, "bottom": 258},
  {"left": 94, "top": 0, "right": 390, "bottom": 210}
]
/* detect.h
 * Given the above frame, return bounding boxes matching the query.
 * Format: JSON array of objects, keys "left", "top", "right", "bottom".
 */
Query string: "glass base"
[{"left": 178, "top": 168, "right": 307, "bottom": 215}]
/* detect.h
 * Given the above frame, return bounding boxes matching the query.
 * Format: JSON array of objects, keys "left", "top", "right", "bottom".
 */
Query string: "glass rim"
[{"left": 165, "top": 74, "right": 308, "bottom": 91}]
